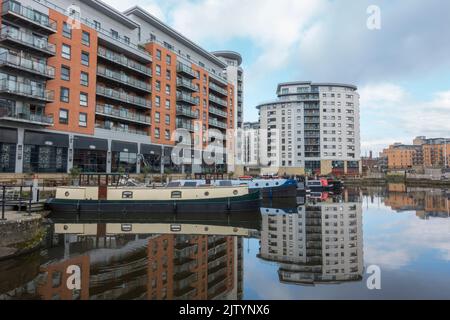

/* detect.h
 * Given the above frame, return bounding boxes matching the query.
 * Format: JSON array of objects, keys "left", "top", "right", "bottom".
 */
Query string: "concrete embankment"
[
  {"left": 0, "top": 212, "right": 46, "bottom": 260},
  {"left": 344, "top": 178, "right": 450, "bottom": 188}
]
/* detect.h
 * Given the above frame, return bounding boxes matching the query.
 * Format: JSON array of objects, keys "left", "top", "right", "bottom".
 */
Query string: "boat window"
[
  {"left": 275, "top": 182, "right": 279, "bottom": 185},
  {"left": 219, "top": 181, "right": 232, "bottom": 186},
  {"left": 183, "top": 182, "right": 197, "bottom": 187},
  {"left": 204, "top": 191, "right": 210, "bottom": 196},
  {"left": 233, "top": 190, "right": 238, "bottom": 195},
  {"left": 167, "top": 182, "right": 181, "bottom": 187},
  {"left": 266, "top": 183, "right": 269, "bottom": 186},
  {"left": 171, "top": 191, "right": 182, "bottom": 198},
  {"left": 122, "top": 191, "right": 133, "bottom": 199}
]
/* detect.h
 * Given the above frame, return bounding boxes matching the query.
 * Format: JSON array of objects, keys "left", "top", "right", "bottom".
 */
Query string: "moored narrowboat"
[{"left": 46, "top": 174, "right": 261, "bottom": 215}]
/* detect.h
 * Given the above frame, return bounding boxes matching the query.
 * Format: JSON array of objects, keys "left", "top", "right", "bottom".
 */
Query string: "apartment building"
[
  {"left": 0, "top": 0, "right": 237, "bottom": 175},
  {"left": 381, "top": 137, "right": 449, "bottom": 170},
  {"left": 258, "top": 201, "right": 363, "bottom": 285},
  {"left": 257, "top": 81, "right": 361, "bottom": 176}
]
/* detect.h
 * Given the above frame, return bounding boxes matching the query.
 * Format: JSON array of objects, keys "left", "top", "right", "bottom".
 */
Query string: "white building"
[
  {"left": 257, "top": 81, "right": 361, "bottom": 176},
  {"left": 242, "top": 121, "right": 260, "bottom": 167}
]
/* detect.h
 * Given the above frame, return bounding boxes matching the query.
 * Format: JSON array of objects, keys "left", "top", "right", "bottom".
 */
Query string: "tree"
[{"left": 69, "top": 166, "right": 82, "bottom": 186}]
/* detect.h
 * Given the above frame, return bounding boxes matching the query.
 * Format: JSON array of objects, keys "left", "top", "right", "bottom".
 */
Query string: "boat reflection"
[{"left": 258, "top": 194, "right": 364, "bottom": 285}]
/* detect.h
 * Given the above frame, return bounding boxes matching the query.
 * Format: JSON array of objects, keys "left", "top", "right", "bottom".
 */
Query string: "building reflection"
[
  {"left": 383, "top": 186, "right": 450, "bottom": 219},
  {"left": 1, "top": 220, "right": 252, "bottom": 300},
  {"left": 258, "top": 194, "right": 363, "bottom": 285}
]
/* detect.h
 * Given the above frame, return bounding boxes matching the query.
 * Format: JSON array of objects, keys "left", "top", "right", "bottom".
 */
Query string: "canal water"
[{"left": 0, "top": 185, "right": 449, "bottom": 300}]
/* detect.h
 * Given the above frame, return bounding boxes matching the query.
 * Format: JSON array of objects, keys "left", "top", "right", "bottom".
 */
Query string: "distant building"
[{"left": 242, "top": 122, "right": 260, "bottom": 168}]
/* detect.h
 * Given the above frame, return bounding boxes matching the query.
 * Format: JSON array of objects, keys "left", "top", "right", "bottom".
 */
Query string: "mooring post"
[
  {"left": 28, "top": 185, "right": 32, "bottom": 216},
  {"left": 1, "top": 186, "right": 6, "bottom": 220},
  {"left": 18, "top": 185, "right": 23, "bottom": 212}
]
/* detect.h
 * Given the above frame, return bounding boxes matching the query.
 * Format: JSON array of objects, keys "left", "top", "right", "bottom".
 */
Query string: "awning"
[
  {"left": 24, "top": 130, "right": 69, "bottom": 147},
  {"left": 141, "top": 144, "right": 163, "bottom": 155},
  {"left": 74, "top": 136, "right": 108, "bottom": 151},
  {"left": 111, "top": 140, "right": 138, "bottom": 153},
  {"left": 0, "top": 127, "right": 17, "bottom": 143}
]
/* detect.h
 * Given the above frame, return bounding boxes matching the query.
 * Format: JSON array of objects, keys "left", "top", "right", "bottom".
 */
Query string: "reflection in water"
[{"left": 0, "top": 186, "right": 449, "bottom": 300}]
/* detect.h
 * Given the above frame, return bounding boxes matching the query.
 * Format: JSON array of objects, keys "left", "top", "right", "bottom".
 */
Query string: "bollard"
[
  {"left": 1, "top": 186, "right": 5, "bottom": 220},
  {"left": 28, "top": 185, "right": 32, "bottom": 216},
  {"left": 18, "top": 186, "right": 22, "bottom": 212}
]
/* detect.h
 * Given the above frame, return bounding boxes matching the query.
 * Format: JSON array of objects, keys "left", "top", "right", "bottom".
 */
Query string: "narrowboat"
[
  {"left": 172, "top": 178, "right": 299, "bottom": 198},
  {"left": 306, "top": 178, "right": 343, "bottom": 192},
  {"left": 46, "top": 174, "right": 261, "bottom": 215}
]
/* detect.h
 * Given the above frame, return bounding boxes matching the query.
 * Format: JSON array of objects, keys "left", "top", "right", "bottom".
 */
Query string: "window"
[
  {"left": 61, "top": 44, "right": 71, "bottom": 59},
  {"left": 165, "top": 84, "right": 170, "bottom": 95},
  {"left": 155, "top": 80, "right": 161, "bottom": 92},
  {"left": 155, "top": 64, "right": 161, "bottom": 76},
  {"left": 93, "top": 20, "right": 101, "bottom": 30},
  {"left": 60, "top": 87, "right": 69, "bottom": 102},
  {"left": 165, "top": 99, "right": 170, "bottom": 109},
  {"left": 166, "top": 55, "right": 171, "bottom": 65},
  {"left": 171, "top": 191, "right": 182, "bottom": 198},
  {"left": 165, "top": 129, "right": 170, "bottom": 140},
  {"left": 81, "top": 51, "right": 89, "bottom": 66},
  {"left": 59, "top": 109, "right": 68, "bottom": 124},
  {"left": 154, "top": 127, "right": 160, "bottom": 139},
  {"left": 61, "top": 65, "right": 70, "bottom": 81},
  {"left": 111, "top": 29, "right": 118, "bottom": 39},
  {"left": 166, "top": 70, "right": 171, "bottom": 80},
  {"left": 79, "top": 112, "right": 87, "bottom": 127},
  {"left": 156, "top": 49, "right": 161, "bottom": 60},
  {"left": 165, "top": 114, "right": 170, "bottom": 125},
  {"left": 124, "top": 36, "right": 130, "bottom": 44},
  {"left": 122, "top": 191, "right": 133, "bottom": 199},
  {"left": 63, "top": 22, "right": 72, "bottom": 38},
  {"left": 155, "top": 112, "right": 160, "bottom": 123},
  {"left": 80, "top": 92, "right": 88, "bottom": 107},
  {"left": 155, "top": 96, "right": 160, "bottom": 107},
  {"left": 80, "top": 72, "right": 89, "bottom": 86},
  {"left": 82, "top": 31, "right": 90, "bottom": 46}
]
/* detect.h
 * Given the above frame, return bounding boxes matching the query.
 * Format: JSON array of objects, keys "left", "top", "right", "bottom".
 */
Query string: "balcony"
[
  {"left": 96, "top": 104, "right": 151, "bottom": 126},
  {"left": 209, "top": 82, "right": 227, "bottom": 96},
  {"left": 208, "top": 106, "right": 227, "bottom": 118},
  {"left": 176, "top": 63, "right": 197, "bottom": 79},
  {"left": 209, "top": 94, "right": 228, "bottom": 107},
  {"left": 176, "top": 106, "right": 199, "bottom": 119},
  {"left": 0, "top": 26, "right": 55, "bottom": 56},
  {"left": 209, "top": 118, "right": 227, "bottom": 130},
  {"left": 176, "top": 92, "right": 198, "bottom": 105},
  {"left": 0, "top": 78, "right": 54, "bottom": 102},
  {"left": 176, "top": 78, "right": 198, "bottom": 92},
  {"left": 97, "top": 46, "right": 151, "bottom": 77},
  {"left": 97, "top": 65, "right": 151, "bottom": 93},
  {"left": 176, "top": 119, "right": 194, "bottom": 132},
  {"left": 1, "top": 1, "right": 57, "bottom": 34},
  {"left": 96, "top": 85, "right": 151, "bottom": 109},
  {"left": 304, "top": 117, "right": 320, "bottom": 124},
  {"left": 95, "top": 124, "right": 149, "bottom": 136},
  {"left": 173, "top": 286, "right": 196, "bottom": 300},
  {"left": 0, "top": 105, "right": 53, "bottom": 126},
  {"left": 0, "top": 51, "right": 55, "bottom": 79}
]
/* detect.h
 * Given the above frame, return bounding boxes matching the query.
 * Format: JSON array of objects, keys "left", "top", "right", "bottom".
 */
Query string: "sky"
[{"left": 104, "top": 0, "right": 450, "bottom": 155}]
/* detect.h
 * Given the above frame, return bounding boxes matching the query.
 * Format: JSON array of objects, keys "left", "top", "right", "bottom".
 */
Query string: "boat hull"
[
  {"left": 46, "top": 191, "right": 261, "bottom": 215},
  {"left": 260, "top": 184, "right": 298, "bottom": 198}
]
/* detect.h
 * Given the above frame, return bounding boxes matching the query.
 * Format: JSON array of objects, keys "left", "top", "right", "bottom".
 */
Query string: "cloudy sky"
[{"left": 105, "top": 0, "right": 450, "bottom": 155}]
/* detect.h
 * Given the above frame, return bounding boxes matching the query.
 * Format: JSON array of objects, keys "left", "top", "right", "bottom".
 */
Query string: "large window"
[
  {"left": 23, "top": 145, "right": 67, "bottom": 173},
  {"left": 111, "top": 151, "right": 137, "bottom": 173},
  {"left": 61, "top": 44, "right": 71, "bottom": 59},
  {"left": 73, "top": 150, "right": 107, "bottom": 172},
  {"left": 82, "top": 31, "right": 90, "bottom": 46},
  {"left": 0, "top": 143, "right": 16, "bottom": 173}
]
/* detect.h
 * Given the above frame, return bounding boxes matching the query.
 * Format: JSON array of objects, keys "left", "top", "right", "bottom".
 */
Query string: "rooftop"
[{"left": 211, "top": 51, "right": 243, "bottom": 66}]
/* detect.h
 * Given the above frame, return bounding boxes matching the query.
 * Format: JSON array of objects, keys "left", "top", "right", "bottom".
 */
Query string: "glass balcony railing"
[
  {"left": 96, "top": 85, "right": 151, "bottom": 109},
  {"left": 209, "top": 94, "right": 228, "bottom": 107},
  {"left": 95, "top": 124, "right": 148, "bottom": 136},
  {"left": 209, "top": 118, "right": 227, "bottom": 129},
  {"left": 208, "top": 106, "right": 227, "bottom": 118},
  {"left": 176, "top": 63, "right": 197, "bottom": 78},
  {"left": 97, "top": 46, "right": 151, "bottom": 76},
  {"left": 0, "top": 78, "right": 54, "bottom": 101},
  {"left": 0, "top": 51, "right": 55, "bottom": 78},
  {"left": 2, "top": 1, "right": 57, "bottom": 32},
  {"left": 176, "top": 78, "right": 198, "bottom": 92},
  {"left": 97, "top": 65, "right": 151, "bottom": 92},
  {"left": 176, "top": 119, "right": 194, "bottom": 131},
  {"left": 0, "top": 26, "right": 55, "bottom": 55},
  {"left": 0, "top": 105, "right": 53, "bottom": 125},
  {"left": 209, "top": 82, "right": 228, "bottom": 96},
  {"left": 176, "top": 106, "right": 199, "bottom": 119},
  {"left": 176, "top": 92, "right": 198, "bottom": 105},
  {"left": 96, "top": 104, "right": 151, "bottom": 125}
]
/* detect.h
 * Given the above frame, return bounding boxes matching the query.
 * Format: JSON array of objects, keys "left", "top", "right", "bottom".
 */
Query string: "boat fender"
[
  {"left": 173, "top": 201, "right": 177, "bottom": 213},
  {"left": 227, "top": 197, "right": 231, "bottom": 211}
]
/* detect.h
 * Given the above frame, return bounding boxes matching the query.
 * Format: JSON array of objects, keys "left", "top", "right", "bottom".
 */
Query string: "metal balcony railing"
[
  {"left": 0, "top": 51, "right": 55, "bottom": 78},
  {"left": 97, "top": 46, "right": 151, "bottom": 76},
  {"left": 95, "top": 124, "right": 148, "bottom": 136},
  {"left": 97, "top": 65, "right": 151, "bottom": 92},
  {"left": 176, "top": 63, "right": 197, "bottom": 78},
  {"left": 0, "top": 105, "right": 53, "bottom": 125},
  {"left": 208, "top": 118, "right": 227, "bottom": 129},
  {"left": 208, "top": 94, "right": 228, "bottom": 107},
  {"left": 176, "top": 92, "right": 198, "bottom": 105},
  {"left": 0, "top": 26, "right": 56, "bottom": 55},
  {"left": 0, "top": 78, "right": 54, "bottom": 101},
  {"left": 96, "top": 104, "right": 151, "bottom": 125},
  {"left": 1, "top": 1, "right": 57, "bottom": 32},
  {"left": 176, "top": 119, "right": 194, "bottom": 131},
  {"left": 176, "top": 106, "right": 199, "bottom": 119},
  {"left": 96, "top": 85, "right": 151, "bottom": 109},
  {"left": 209, "top": 82, "right": 228, "bottom": 96},
  {"left": 208, "top": 106, "right": 227, "bottom": 118},
  {"left": 176, "top": 78, "right": 198, "bottom": 92}
]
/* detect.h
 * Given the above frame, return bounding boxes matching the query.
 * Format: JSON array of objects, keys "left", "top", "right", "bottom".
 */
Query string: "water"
[{"left": 0, "top": 185, "right": 449, "bottom": 300}]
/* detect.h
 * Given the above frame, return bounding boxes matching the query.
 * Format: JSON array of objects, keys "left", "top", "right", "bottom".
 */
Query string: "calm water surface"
[{"left": 0, "top": 185, "right": 449, "bottom": 300}]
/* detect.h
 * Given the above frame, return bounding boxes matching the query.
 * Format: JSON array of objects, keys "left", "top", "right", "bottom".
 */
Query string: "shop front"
[
  {"left": 111, "top": 140, "right": 138, "bottom": 174},
  {"left": 73, "top": 136, "right": 108, "bottom": 173},
  {"left": 0, "top": 127, "right": 17, "bottom": 173}
]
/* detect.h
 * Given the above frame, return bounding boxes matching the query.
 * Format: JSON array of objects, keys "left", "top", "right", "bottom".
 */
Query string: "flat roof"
[
  {"left": 81, "top": 0, "right": 140, "bottom": 29},
  {"left": 123, "top": 6, "right": 228, "bottom": 68},
  {"left": 211, "top": 51, "right": 243, "bottom": 66},
  {"left": 277, "top": 81, "right": 358, "bottom": 93}
]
